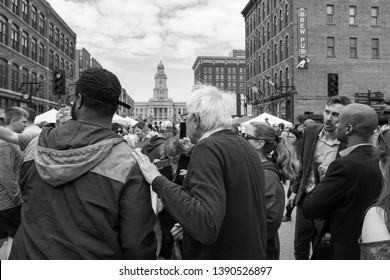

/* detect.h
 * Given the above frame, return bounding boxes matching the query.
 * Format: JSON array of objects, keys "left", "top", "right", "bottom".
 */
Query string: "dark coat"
[
  {"left": 303, "top": 145, "right": 382, "bottom": 259},
  {"left": 291, "top": 124, "right": 345, "bottom": 206}
]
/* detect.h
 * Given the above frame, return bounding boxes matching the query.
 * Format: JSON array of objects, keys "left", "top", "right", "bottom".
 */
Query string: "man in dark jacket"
[
  {"left": 9, "top": 68, "right": 156, "bottom": 260},
  {"left": 133, "top": 85, "right": 267, "bottom": 259},
  {"left": 303, "top": 103, "right": 382, "bottom": 259}
]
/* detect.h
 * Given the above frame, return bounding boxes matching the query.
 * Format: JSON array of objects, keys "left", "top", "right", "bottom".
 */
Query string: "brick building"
[
  {"left": 192, "top": 50, "right": 247, "bottom": 116},
  {"left": 242, "top": 0, "right": 390, "bottom": 123},
  {"left": 0, "top": 0, "right": 77, "bottom": 115}
]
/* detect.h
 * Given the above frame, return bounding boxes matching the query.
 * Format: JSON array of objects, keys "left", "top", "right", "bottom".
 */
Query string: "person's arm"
[
  {"left": 302, "top": 160, "right": 347, "bottom": 219},
  {"left": 264, "top": 173, "right": 285, "bottom": 239},
  {"left": 0, "top": 144, "right": 21, "bottom": 202},
  {"left": 119, "top": 163, "right": 157, "bottom": 259},
  {"left": 0, "top": 127, "right": 19, "bottom": 146},
  {"left": 138, "top": 143, "right": 226, "bottom": 245},
  {"left": 361, "top": 207, "right": 390, "bottom": 242}
]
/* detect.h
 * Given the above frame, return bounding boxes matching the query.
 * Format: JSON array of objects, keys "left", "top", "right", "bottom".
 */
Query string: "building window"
[
  {"left": 11, "top": 0, "right": 19, "bottom": 15},
  {"left": 22, "top": 0, "right": 28, "bottom": 22},
  {"left": 327, "top": 37, "right": 335, "bottom": 56},
  {"left": 38, "top": 43, "right": 44, "bottom": 65},
  {"left": 285, "top": 36, "right": 289, "bottom": 58},
  {"left": 371, "top": 7, "right": 379, "bottom": 26},
  {"left": 54, "top": 28, "right": 59, "bottom": 47},
  {"left": 39, "top": 14, "right": 45, "bottom": 35},
  {"left": 285, "top": 4, "right": 289, "bottom": 26},
  {"left": 60, "top": 58, "right": 64, "bottom": 70},
  {"left": 70, "top": 43, "right": 74, "bottom": 59},
  {"left": 48, "top": 23, "right": 54, "bottom": 43},
  {"left": 285, "top": 67, "right": 289, "bottom": 86},
  {"left": 267, "top": 0, "right": 270, "bottom": 15},
  {"left": 10, "top": 63, "right": 19, "bottom": 91},
  {"left": 274, "top": 15, "right": 277, "bottom": 35},
  {"left": 372, "top": 38, "right": 379, "bottom": 58},
  {"left": 31, "top": 6, "right": 37, "bottom": 29},
  {"left": 0, "top": 59, "right": 7, "bottom": 89},
  {"left": 31, "top": 37, "right": 37, "bottom": 61},
  {"left": 349, "top": 38, "right": 357, "bottom": 58},
  {"left": 349, "top": 6, "right": 357, "bottom": 25},
  {"left": 267, "top": 49, "right": 271, "bottom": 68},
  {"left": 60, "top": 33, "right": 64, "bottom": 52},
  {"left": 279, "top": 10, "right": 283, "bottom": 32},
  {"left": 327, "top": 5, "right": 334, "bottom": 24},
  {"left": 262, "top": 26, "right": 265, "bottom": 43},
  {"left": 267, "top": 21, "right": 270, "bottom": 41},
  {"left": 11, "top": 24, "right": 19, "bottom": 51},
  {"left": 70, "top": 64, "right": 74, "bottom": 79},
  {"left": 279, "top": 39, "right": 283, "bottom": 61},
  {"left": 262, "top": 53, "right": 266, "bottom": 71},
  {"left": 279, "top": 70, "right": 283, "bottom": 86},
  {"left": 49, "top": 50, "right": 53, "bottom": 70},
  {"left": 21, "top": 67, "right": 28, "bottom": 84},
  {"left": 21, "top": 31, "right": 28, "bottom": 56},
  {"left": 55, "top": 54, "right": 59, "bottom": 70},
  {"left": 274, "top": 43, "right": 278, "bottom": 64},
  {"left": 0, "top": 15, "right": 7, "bottom": 45}
]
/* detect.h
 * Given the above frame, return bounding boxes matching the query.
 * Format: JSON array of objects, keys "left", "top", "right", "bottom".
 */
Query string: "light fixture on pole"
[{"left": 18, "top": 82, "right": 44, "bottom": 107}]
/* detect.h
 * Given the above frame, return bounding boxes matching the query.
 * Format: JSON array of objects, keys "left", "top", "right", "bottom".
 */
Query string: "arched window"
[
  {"left": 38, "top": 43, "right": 44, "bottom": 65},
  {"left": 70, "top": 42, "right": 74, "bottom": 59},
  {"left": 262, "top": 52, "right": 266, "bottom": 71},
  {"left": 60, "top": 33, "right": 64, "bottom": 52},
  {"left": 0, "top": 15, "right": 7, "bottom": 45},
  {"left": 267, "top": 21, "right": 270, "bottom": 41},
  {"left": 21, "top": 67, "right": 28, "bottom": 83},
  {"left": 48, "top": 23, "right": 54, "bottom": 43},
  {"left": 274, "top": 15, "right": 278, "bottom": 36},
  {"left": 38, "top": 13, "right": 45, "bottom": 35},
  {"left": 69, "top": 64, "right": 74, "bottom": 79},
  {"left": 10, "top": 63, "right": 19, "bottom": 91},
  {"left": 11, "top": 0, "right": 19, "bottom": 15},
  {"left": 54, "top": 54, "right": 59, "bottom": 69},
  {"left": 54, "top": 28, "right": 59, "bottom": 47},
  {"left": 22, "top": 31, "right": 29, "bottom": 56},
  {"left": 267, "top": 0, "right": 271, "bottom": 15},
  {"left": 49, "top": 49, "right": 54, "bottom": 70},
  {"left": 0, "top": 58, "right": 8, "bottom": 89},
  {"left": 279, "top": 39, "right": 283, "bottom": 61},
  {"left": 31, "top": 37, "right": 37, "bottom": 61},
  {"left": 31, "top": 6, "right": 37, "bottom": 29},
  {"left": 263, "top": 2, "right": 266, "bottom": 20},
  {"left": 285, "top": 4, "right": 289, "bottom": 26},
  {"left": 11, "top": 23, "right": 19, "bottom": 51},
  {"left": 258, "top": 55, "right": 261, "bottom": 74},
  {"left": 30, "top": 72, "right": 37, "bottom": 95},
  {"left": 279, "top": 10, "right": 283, "bottom": 32},
  {"left": 274, "top": 43, "right": 278, "bottom": 64},
  {"left": 285, "top": 67, "right": 289, "bottom": 86},
  {"left": 267, "top": 49, "right": 271, "bottom": 68},
  {"left": 65, "top": 38, "right": 69, "bottom": 56},
  {"left": 285, "top": 35, "right": 289, "bottom": 58},
  {"left": 22, "top": 0, "right": 28, "bottom": 22},
  {"left": 262, "top": 26, "right": 265, "bottom": 43},
  {"left": 279, "top": 70, "right": 283, "bottom": 86}
]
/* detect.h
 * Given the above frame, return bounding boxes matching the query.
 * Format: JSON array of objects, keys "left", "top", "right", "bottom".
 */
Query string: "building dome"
[{"left": 157, "top": 61, "right": 164, "bottom": 70}]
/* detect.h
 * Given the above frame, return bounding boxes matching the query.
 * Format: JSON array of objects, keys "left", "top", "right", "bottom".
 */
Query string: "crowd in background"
[{"left": 0, "top": 67, "right": 389, "bottom": 260}]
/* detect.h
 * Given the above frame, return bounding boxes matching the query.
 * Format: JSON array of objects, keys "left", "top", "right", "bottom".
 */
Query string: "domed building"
[{"left": 133, "top": 61, "right": 186, "bottom": 124}]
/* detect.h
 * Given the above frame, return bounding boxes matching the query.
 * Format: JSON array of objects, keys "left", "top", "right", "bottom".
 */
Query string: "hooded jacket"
[
  {"left": 262, "top": 160, "right": 285, "bottom": 260},
  {"left": 9, "top": 120, "right": 156, "bottom": 260},
  {"left": 141, "top": 135, "right": 167, "bottom": 161}
]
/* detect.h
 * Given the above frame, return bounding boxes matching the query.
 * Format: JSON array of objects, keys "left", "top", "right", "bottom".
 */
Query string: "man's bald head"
[{"left": 338, "top": 103, "right": 378, "bottom": 141}]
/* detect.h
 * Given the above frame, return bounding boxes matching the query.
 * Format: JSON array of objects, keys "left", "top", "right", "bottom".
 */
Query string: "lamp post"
[{"left": 18, "top": 82, "right": 44, "bottom": 107}]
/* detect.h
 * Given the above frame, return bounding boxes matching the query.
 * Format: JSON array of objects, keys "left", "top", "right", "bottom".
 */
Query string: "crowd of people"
[{"left": 0, "top": 67, "right": 389, "bottom": 260}]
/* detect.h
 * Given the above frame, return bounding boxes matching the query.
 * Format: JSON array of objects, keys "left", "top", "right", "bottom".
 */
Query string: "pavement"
[{"left": 278, "top": 184, "right": 296, "bottom": 260}]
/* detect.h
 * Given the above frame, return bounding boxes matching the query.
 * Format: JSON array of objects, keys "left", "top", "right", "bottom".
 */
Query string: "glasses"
[
  {"left": 68, "top": 93, "right": 79, "bottom": 104},
  {"left": 241, "top": 133, "right": 259, "bottom": 141},
  {"left": 116, "top": 130, "right": 123, "bottom": 134}
]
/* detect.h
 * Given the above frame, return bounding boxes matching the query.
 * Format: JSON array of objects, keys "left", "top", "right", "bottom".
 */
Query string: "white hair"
[{"left": 186, "top": 84, "right": 234, "bottom": 131}]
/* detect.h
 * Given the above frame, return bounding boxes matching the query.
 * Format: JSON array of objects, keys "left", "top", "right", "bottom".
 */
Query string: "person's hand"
[
  {"left": 171, "top": 223, "right": 183, "bottom": 240},
  {"left": 288, "top": 193, "right": 297, "bottom": 208},
  {"left": 179, "top": 169, "right": 187, "bottom": 177},
  {"left": 132, "top": 149, "right": 162, "bottom": 184}
]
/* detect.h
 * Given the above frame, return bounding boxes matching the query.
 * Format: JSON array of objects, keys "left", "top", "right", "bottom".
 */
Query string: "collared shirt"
[
  {"left": 304, "top": 128, "right": 340, "bottom": 193},
  {"left": 339, "top": 143, "right": 372, "bottom": 157},
  {"left": 199, "top": 127, "right": 226, "bottom": 142}
]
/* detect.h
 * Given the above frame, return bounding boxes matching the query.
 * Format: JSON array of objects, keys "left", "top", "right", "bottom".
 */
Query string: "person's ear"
[
  {"left": 256, "top": 139, "right": 265, "bottom": 150},
  {"left": 346, "top": 124, "right": 353, "bottom": 135}
]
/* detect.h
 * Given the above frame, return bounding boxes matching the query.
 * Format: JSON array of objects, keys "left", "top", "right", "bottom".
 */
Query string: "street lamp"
[{"left": 18, "top": 82, "right": 44, "bottom": 107}]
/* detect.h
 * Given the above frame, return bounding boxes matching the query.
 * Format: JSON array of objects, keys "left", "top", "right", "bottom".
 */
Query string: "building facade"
[
  {"left": 192, "top": 50, "right": 247, "bottom": 116},
  {"left": 117, "top": 88, "right": 134, "bottom": 117},
  {"left": 242, "top": 0, "right": 390, "bottom": 123},
  {"left": 133, "top": 61, "right": 186, "bottom": 124},
  {"left": 0, "top": 0, "right": 77, "bottom": 116}
]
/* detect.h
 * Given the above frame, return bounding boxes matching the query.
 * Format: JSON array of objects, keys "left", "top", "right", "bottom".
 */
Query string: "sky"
[{"left": 49, "top": 0, "right": 249, "bottom": 102}]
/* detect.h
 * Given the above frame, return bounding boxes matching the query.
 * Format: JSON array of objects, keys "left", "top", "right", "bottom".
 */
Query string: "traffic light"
[
  {"left": 327, "top": 73, "right": 339, "bottom": 97},
  {"left": 19, "top": 85, "right": 31, "bottom": 103},
  {"left": 53, "top": 70, "right": 66, "bottom": 96}
]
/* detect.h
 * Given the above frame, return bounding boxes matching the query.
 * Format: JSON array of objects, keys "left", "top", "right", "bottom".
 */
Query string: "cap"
[
  {"left": 75, "top": 68, "right": 130, "bottom": 109},
  {"left": 56, "top": 106, "right": 72, "bottom": 124},
  {"left": 160, "top": 120, "right": 176, "bottom": 132}
]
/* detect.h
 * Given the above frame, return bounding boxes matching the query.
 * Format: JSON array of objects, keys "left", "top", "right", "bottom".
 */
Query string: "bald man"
[{"left": 303, "top": 104, "right": 382, "bottom": 259}]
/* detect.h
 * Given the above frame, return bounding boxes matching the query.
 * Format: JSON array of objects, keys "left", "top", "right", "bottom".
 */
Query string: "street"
[{"left": 279, "top": 184, "right": 296, "bottom": 260}]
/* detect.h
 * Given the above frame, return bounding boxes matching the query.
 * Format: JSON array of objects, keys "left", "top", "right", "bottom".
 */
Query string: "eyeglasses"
[
  {"left": 241, "top": 133, "right": 259, "bottom": 141},
  {"left": 116, "top": 130, "right": 123, "bottom": 134},
  {"left": 67, "top": 93, "right": 79, "bottom": 104}
]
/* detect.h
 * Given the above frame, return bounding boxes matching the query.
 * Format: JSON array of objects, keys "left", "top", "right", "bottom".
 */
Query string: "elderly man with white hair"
[{"left": 133, "top": 85, "right": 267, "bottom": 260}]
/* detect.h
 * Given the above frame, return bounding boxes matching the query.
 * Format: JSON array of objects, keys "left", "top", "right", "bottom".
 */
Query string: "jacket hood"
[
  {"left": 141, "top": 135, "right": 166, "bottom": 154},
  {"left": 262, "top": 161, "right": 282, "bottom": 179},
  {"left": 31, "top": 120, "right": 125, "bottom": 187}
]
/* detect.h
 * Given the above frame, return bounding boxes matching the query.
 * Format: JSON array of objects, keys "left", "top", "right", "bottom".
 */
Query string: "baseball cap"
[
  {"left": 75, "top": 68, "right": 130, "bottom": 109},
  {"left": 56, "top": 106, "right": 72, "bottom": 124},
  {"left": 160, "top": 120, "right": 176, "bottom": 132}
]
